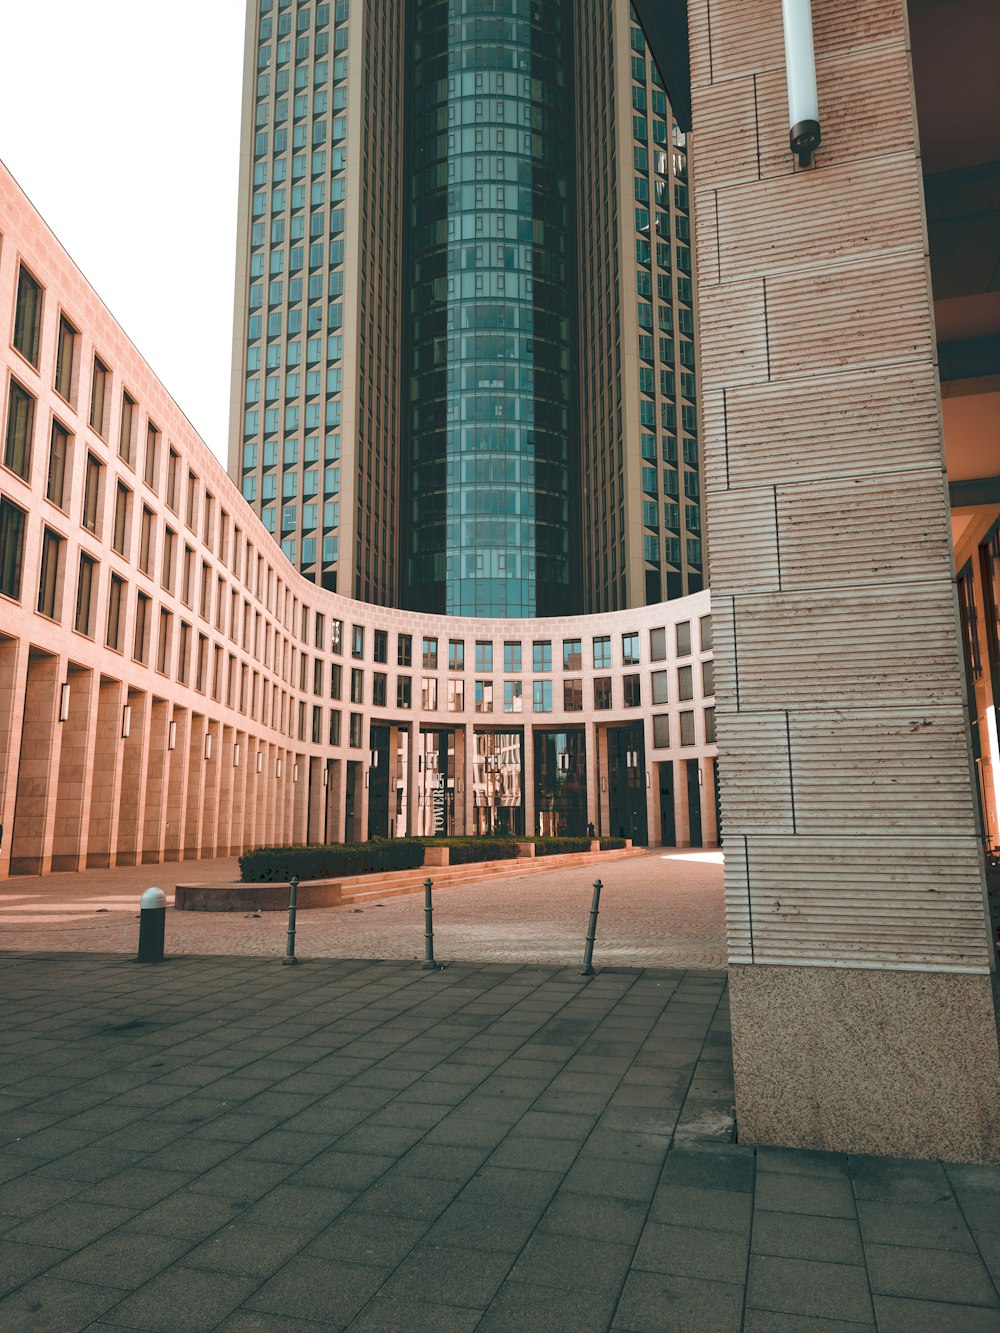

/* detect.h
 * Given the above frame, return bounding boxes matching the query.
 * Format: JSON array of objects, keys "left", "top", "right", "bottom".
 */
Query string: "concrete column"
[
  {"left": 10, "top": 651, "right": 62, "bottom": 875},
  {"left": 0, "top": 635, "right": 27, "bottom": 879},
  {"left": 643, "top": 714, "right": 661, "bottom": 847},
  {"left": 141, "top": 700, "right": 171, "bottom": 864},
  {"left": 673, "top": 758, "right": 691, "bottom": 849},
  {"left": 407, "top": 725, "right": 421, "bottom": 839},
  {"left": 690, "top": 0, "right": 1000, "bottom": 1159},
  {"left": 701, "top": 756, "right": 718, "bottom": 847},
  {"left": 307, "top": 754, "right": 324, "bottom": 843},
  {"left": 116, "top": 689, "right": 150, "bottom": 866},
  {"left": 164, "top": 709, "right": 190, "bottom": 862},
  {"left": 200, "top": 718, "right": 221, "bottom": 858},
  {"left": 217, "top": 726, "right": 236, "bottom": 856},
  {"left": 327, "top": 757, "right": 346, "bottom": 844},
  {"left": 596, "top": 726, "right": 611, "bottom": 836},
  {"left": 461, "top": 723, "right": 474, "bottom": 836},
  {"left": 183, "top": 715, "right": 207, "bottom": 860},
  {"left": 231, "top": 732, "right": 249, "bottom": 854},
  {"left": 51, "top": 665, "right": 94, "bottom": 873},
  {"left": 522, "top": 725, "right": 535, "bottom": 838},
  {"left": 86, "top": 677, "right": 125, "bottom": 869},
  {"left": 584, "top": 720, "right": 599, "bottom": 835}
]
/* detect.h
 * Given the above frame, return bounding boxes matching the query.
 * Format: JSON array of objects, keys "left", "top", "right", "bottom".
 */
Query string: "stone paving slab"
[{"left": 0, "top": 954, "right": 997, "bottom": 1331}]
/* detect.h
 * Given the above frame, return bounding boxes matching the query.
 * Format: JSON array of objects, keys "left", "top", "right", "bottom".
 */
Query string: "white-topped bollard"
[{"left": 137, "top": 887, "right": 167, "bottom": 963}]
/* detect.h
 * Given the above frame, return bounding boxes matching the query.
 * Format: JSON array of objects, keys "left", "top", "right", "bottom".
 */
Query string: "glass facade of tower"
[
  {"left": 406, "top": 0, "right": 575, "bottom": 618},
  {"left": 238, "top": 0, "right": 349, "bottom": 591},
  {"left": 629, "top": 11, "right": 703, "bottom": 600}
]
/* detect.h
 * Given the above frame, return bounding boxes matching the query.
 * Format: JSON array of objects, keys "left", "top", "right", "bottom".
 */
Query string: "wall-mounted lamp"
[
  {"left": 323, "top": 766, "right": 330, "bottom": 787},
  {"left": 168, "top": 720, "right": 177, "bottom": 751},
  {"left": 292, "top": 763, "right": 299, "bottom": 783},
  {"left": 276, "top": 758, "right": 283, "bottom": 778},
  {"left": 256, "top": 752, "right": 264, "bottom": 774},
  {"left": 601, "top": 776, "right": 607, "bottom": 792},
  {"left": 782, "top": 0, "right": 821, "bottom": 166},
  {"left": 58, "top": 682, "right": 71, "bottom": 722},
  {"left": 646, "top": 772, "right": 651, "bottom": 788},
  {"left": 234, "top": 742, "right": 241, "bottom": 768},
  {"left": 121, "top": 705, "right": 132, "bottom": 739},
  {"left": 204, "top": 733, "right": 213, "bottom": 761},
  {"left": 370, "top": 749, "right": 379, "bottom": 768},
  {"left": 364, "top": 770, "right": 370, "bottom": 788}
]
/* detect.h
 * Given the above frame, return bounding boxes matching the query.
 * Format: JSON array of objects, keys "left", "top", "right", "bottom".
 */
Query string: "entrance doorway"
[
  {"left": 658, "top": 761, "right": 676, "bottom": 846},
  {"left": 606, "top": 724, "right": 648, "bottom": 845}
]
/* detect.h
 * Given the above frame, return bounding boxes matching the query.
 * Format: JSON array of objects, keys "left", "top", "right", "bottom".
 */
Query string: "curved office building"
[{"left": 406, "top": 0, "right": 574, "bottom": 618}]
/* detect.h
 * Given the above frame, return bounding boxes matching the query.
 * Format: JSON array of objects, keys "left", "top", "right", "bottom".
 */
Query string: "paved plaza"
[
  {"left": 1, "top": 857, "right": 999, "bottom": 1330},
  {"left": 0, "top": 851, "right": 727, "bottom": 970}
]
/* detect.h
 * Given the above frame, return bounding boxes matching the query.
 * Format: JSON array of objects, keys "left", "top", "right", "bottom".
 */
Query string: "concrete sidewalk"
[{"left": 0, "top": 954, "right": 997, "bottom": 1331}]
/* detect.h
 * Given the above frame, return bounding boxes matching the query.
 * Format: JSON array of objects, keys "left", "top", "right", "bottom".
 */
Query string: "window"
[
  {"left": 562, "top": 639, "right": 582, "bottom": 671},
  {"left": 678, "top": 665, "right": 693, "bottom": 701},
  {"left": 166, "top": 448, "right": 179, "bottom": 511},
  {"left": 532, "top": 641, "right": 552, "bottom": 673},
  {"left": 162, "top": 527, "right": 176, "bottom": 592},
  {"left": 144, "top": 422, "right": 159, "bottom": 489},
  {"left": 652, "top": 670, "right": 668, "bottom": 705},
  {"left": 397, "top": 675, "right": 412, "bottom": 708},
  {"left": 503, "top": 680, "right": 522, "bottom": 713},
  {"left": 119, "top": 392, "right": 136, "bottom": 464},
  {"left": 622, "top": 632, "right": 640, "bottom": 666},
  {"left": 0, "top": 497, "right": 26, "bottom": 600},
  {"left": 134, "top": 591, "right": 151, "bottom": 662},
  {"left": 624, "top": 675, "right": 641, "bottom": 707},
  {"left": 676, "top": 620, "right": 691, "bottom": 656},
  {"left": 533, "top": 680, "right": 553, "bottom": 712},
  {"left": 594, "top": 677, "right": 612, "bottom": 710},
  {"left": 112, "top": 483, "right": 130, "bottom": 555},
  {"left": 563, "top": 679, "right": 583, "bottom": 711},
  {"left": 448, "top": 639, "right": 465, "bottom": 671},
  {"left": 397, "top": 632, "right": 411, "bottom": 666},
  {"left": 106, "top": 574, "right": 126, "bottom": 650},
  {"left": 653, "top": 714, "right": 670, "bottom": 749},
  {"left": 349, "top": 713, "right": 363, "bottom": 748},
  {"left": 475, "top": 641, "right": 493, "bottom": 672},
  {"left": 422, "top": 636, "right": 438, "bottom": 669},
  {"left": 475, "top": 680, "right": 493, "bottom": 713},
  {"left": 372, "top": 671, "right": 387, "bottom": 707},
  {"left": 13, "top": 266, "right": 43, "bottom": 365},
  {"left": 37, "top": 528, "right": 62, "bottom": 619},
  {"left": 422, "top": 677, "right": 438, "bottom": 710},
  {"left": 350, "top": 667, "right": 364, "bottom": 704},
  {"left": 90, "top": 357, "right": 109, "bottom": 436},
  {"left": 55, "top": 316, "right": 76, "bottom": 401},
  {"left": 704, "top": 707, "right": 716, "bottom": 743},
  {"left": 82, "top": 453, "right": 102, "bottom": 533},
  {"left": 593, "top": 636, "right": 612, "bottom": 669},
  {"left": 47, "top": 420, "right": 69, "bottom": 507},
  {"left": 178, "top": 622, "right": 192, "bottom": 684},
  {"left": 650, "top": 627, "right": 667, "bottom": 661},
  {"left": 374, "top": 628, "right": 388, "bottom": 663},
  {"left": 700, "top": 614, "right": 713, "bottom": 651},
  {"left": 503, "top": 641, "right": 521, "bottom": 673},
  {"left": 702, "top": 660, "right": 715, "bottom": 696},
  {"left": 75, "top": 553, "right": 96, "bottom": 635},
  {"left": 448, "top": 679, "right": 464, "bottom": 712},
  {"left": 331, "top": 618, "right": 343, "bottom": 652},
  {"left": 680, "top": 710, "right": 696, "bottom": 746},
  {"left": 139, "top": 506, "right": 154, "bottom": 575},
  {"left": 351, "top": 623, "right": 364, "bottom": 658},
  {"left": 4, "top": 379, "right": 35, "bottom": 479},
  {"left": 157, "top": 609, "right": 172, "bottom": 673}
]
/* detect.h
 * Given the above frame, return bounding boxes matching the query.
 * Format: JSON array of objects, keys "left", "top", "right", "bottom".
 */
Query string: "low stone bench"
[{"left": 175, "top": 880, "right": 343, "bottom": 912}]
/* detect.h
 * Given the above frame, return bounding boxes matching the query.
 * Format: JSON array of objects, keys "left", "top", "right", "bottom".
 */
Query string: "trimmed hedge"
[
  {"left": 416, "top": 836, "right": 519, "bottom": 865},
  {"left": 599, "top": 837, "right": 627, "bottom": 850},
  {"left": 240, "top": 840, "right": 424, "bottom": 883},
  {"left": 532, "top": 837, "right": 592, "bottom": 857}
]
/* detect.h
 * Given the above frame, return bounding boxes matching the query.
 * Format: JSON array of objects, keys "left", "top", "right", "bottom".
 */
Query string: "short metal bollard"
[
  {"left": 422, "top": 876, "right": 440, "bottom": 971},
  {"left": 283, "top": 874, "right": 299, "bottom": 966},
  {"left": 137, "top": 887, "right": 166, "bottom": 963},
  {"left": 580, "top": 878, "right": 603, "bottom": 976}
]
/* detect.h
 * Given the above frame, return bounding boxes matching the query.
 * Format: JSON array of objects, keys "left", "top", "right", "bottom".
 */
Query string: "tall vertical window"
[
  {"left": 90, "top": 357, "right": 109, "bottom": 435},
  {"left": 112, "top": 483, "right": 130, "bottom": 555},
  {"left": 422, "top": 637, "right": 438, "bottom": 669},
  {"left": 119, "top": 391, "right": 136, "bottom": 464},
  {"left": 37, "top": 528, "right": 63, "bottom": 619},
  {"left": 47, "top": 420, "right": 70, "bottom": 507},
  {"left": 82, "top": 453, "right": 102, "bottom": 533},
  {"left": 162, "top": 527, "right": 176, "bottom": 592},
  {"left": 134, "top": 591, "right": 151, "bottom": 662},
  {"left": 144, "top": 422, "right": 160, "bottom": 489},
  {"left": 374, "top": 628, "right": 388, "bottom": 663},
  {"left": 676, "top": 620, "right": 692, "bottom": 656},
  {"left": 139, "top": 506, "right": 154, "bottom": 575},
  {"left": 13, "top": 266, "right": 43, "bottom": 365},
  {"left": 75, "top": 553, "right": 96, "bottom": 635},
  {"left": 166, "top": 447, "right": 179, "bottom": 510},
  {"left": 157, "top": 609, "right": 172, "bottom": 673},
  {"left": 4, "top": 379, "right": 35, "bottom": 479},
  {"left": 55, "top": 316, "right": 76, "bottom": 400},
  {"left": 106, "top": 574, "right": 126, "bottom": 650},
  {"left": 0, "top": 498, "right": 26, "bottom": 600},
  {"left": 475, "top": 641, "right": 493, "bottom": 673},
  {"left": 448, "top": 639, "right": 465, "bottom": 671}
]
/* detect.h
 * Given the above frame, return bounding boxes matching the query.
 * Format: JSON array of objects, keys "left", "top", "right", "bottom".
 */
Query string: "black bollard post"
[
  {"left": 422, "top": 876, "right": 439, "bottom": 971},
  {"left": 283, "top": 874, "right": 299, "bottom": 966},
  {"left": 580, "top": 878, "right": 603, "bottom": 976},
  {"left": 137, "top": 888, "right": 166, "bottom": 963}
]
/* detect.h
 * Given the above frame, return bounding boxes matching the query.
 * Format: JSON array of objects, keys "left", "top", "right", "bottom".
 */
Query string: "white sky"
[{"left": 0, "top": 0, "right": 246, "bottom": 463}]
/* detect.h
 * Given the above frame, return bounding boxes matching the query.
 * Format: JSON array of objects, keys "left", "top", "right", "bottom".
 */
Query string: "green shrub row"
[
  {"left": 239, "top": 840, "right": 424, "bottom": 883},
  {"left": 599, "top": 837, "right": 627, "bottom": 850},
  {"left": 415, "top": 836, "right": 520, "bottom": 864},
  {"left": 532, "top": 837, "right": 593, "bottom": 857}
]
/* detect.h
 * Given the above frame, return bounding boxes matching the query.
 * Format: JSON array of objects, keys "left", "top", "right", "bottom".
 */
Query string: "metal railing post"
[
  {"left": 422, "top": 876, "right": 439, "bottom": 970},
  {"left": 580, "top": 878, "right": 603, "bottom": 976},
  {"left": 283, "top": 874, "right": 299, "bottom": 966}
]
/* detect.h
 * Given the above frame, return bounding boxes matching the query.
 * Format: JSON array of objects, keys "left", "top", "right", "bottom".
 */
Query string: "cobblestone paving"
[{"left": 0, "top": 850, "right": 727, "bottom": 970}]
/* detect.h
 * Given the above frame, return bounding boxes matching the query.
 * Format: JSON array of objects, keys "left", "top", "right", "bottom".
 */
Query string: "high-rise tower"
[{"left": 230, "top": 0, "right": 701, "bottom": 616}]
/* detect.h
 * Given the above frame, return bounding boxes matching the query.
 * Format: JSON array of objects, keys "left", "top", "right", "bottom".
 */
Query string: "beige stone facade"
[{"left": 0, "top": 161, "right": 716, "bottom": 880}]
